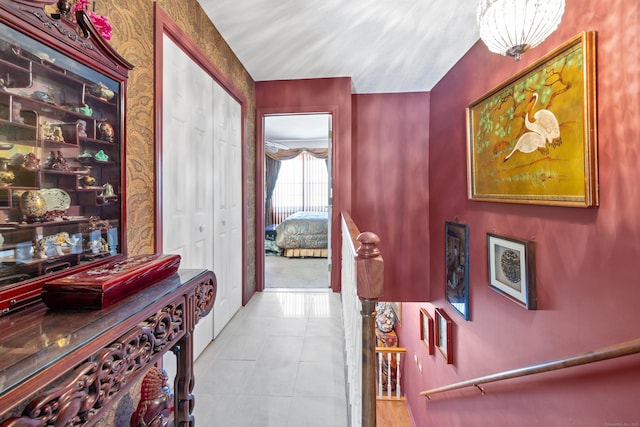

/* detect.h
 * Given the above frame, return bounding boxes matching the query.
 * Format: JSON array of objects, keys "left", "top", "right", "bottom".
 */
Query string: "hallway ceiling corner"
[{"left": 195, "top": 0, "right": 480, "bottom": 94}]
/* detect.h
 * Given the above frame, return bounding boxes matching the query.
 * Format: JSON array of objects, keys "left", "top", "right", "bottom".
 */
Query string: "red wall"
[
  {"left": 397, "top": 0, "right": 640, "bottom": 425},
  {"left": 255, "top": 78, "right": 352, "bottom": 292},
  {"left": 351, "top": 93, "right": 431, "bottom": 301}
]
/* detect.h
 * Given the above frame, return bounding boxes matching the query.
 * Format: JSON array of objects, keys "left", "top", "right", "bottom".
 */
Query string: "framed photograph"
[
  {"left": 420, "top": 308, "right": 434, "bottom": 355},
  {"left": 434, "top": 308, "right": 453, "bottom": 364},
  {"left": 487, "top": 233, "right": 536, "bottom": 310},
  {"left": 466, "top": 31, "right": 598, "bottom": 207},
  {"left": 445, "top": 222, "right": 470, "bottom": 320}
]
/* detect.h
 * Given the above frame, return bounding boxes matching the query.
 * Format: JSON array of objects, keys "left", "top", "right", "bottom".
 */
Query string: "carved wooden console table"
[{"left": 0, "top": 269, "right": 216, "bottom": 426}]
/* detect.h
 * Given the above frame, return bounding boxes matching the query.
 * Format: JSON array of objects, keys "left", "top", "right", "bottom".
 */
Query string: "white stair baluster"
[{"left": 396, "top": 352, "right": 402, "bottom": 399}]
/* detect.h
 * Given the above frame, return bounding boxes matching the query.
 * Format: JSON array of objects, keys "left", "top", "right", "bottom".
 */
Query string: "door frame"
[
  {"left": 256, "top": 106, "right": 338, "bottom": 292},
  {"left": 153, "top": 5, "right": 248, "bottom": 302}
]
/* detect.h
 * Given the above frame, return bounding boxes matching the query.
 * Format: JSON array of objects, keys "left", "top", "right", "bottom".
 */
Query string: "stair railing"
[
  {"left": 341, "top": 213, "right": 384, "bottom": 427},
  {"left": 420, "top": 337, "right": 640, "bottom": 400},
  {"left": 376, "top": 347, "right": 407, "bottom": 400}
]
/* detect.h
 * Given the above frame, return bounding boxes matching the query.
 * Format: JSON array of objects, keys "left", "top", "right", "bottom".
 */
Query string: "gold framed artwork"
[{"left": 466, "top": 31, "right": 598, "bottom": 207}]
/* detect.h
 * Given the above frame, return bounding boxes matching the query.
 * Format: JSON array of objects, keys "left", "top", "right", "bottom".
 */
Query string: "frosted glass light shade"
[{"left": 477, "top": 0, "right": 565, "bottom": 60}]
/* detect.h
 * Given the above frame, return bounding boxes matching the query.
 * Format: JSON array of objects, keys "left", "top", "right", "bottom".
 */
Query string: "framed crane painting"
[{"left": 466, "top": 31, "right": 598, "bottom": 207}]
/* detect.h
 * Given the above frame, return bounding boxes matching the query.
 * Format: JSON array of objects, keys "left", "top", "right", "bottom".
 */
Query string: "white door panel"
[
  {"left": 162, "top": 36, "right": 214, "bottom": 360},
  {"left": 162, "top": 35, "right": 242, "bottom": 351},
  {"left": 212, "top": 81, "right": 242, "bottom": 338}
]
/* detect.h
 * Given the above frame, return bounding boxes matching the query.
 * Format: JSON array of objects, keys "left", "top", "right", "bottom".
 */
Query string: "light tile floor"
[{"left": 193, "top": 290, "right": 349, "bottom": 427}]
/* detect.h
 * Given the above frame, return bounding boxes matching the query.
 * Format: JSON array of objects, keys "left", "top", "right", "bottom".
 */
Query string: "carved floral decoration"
[{"left": 73, "top": 0, "right": 112, "bottom": 40}]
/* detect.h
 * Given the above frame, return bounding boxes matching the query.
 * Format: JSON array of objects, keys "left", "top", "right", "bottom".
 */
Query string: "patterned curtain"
[
  {"left": 265, "top": 148, "right": 329, "bottom": 225},
  {"left": 265, "top": 156, "right": 282, "bottom": 226}
]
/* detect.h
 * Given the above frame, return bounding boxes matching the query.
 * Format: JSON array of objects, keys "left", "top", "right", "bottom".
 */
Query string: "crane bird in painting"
[
  {"left": 504, "top": 93, "right": 561, "bottom": 162},
  {"left": 503, "top": 131, "right": 547, "bottom": 161},
  {"left": 525, "top": 93, "right": 561, "bottom": 143}
]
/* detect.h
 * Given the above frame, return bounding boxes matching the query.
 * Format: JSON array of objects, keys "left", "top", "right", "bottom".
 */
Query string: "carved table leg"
[{"left": 173, "top": 332, "right": 195, "bottom": 427}]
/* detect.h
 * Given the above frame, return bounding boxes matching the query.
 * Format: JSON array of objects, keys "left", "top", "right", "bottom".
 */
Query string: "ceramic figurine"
[
  {"left": 91, "top": 238, "right": 101, "bottom": 254},
  {"left": 51, "top": 126, "right": 64, "bottom": 142},
  {"left": 39, "top": 121, "right": 55, "bottom": 140},
  {"left": 88, "top": 82, "right": 115, "bottom": 101},
  {"left": 94, "top": 149, "right": 109, "bottom": 162},
  {"left": 80, "top": 173, "right": 96, "bottom": 188},
  {"left": 12, "top": 101, "right": 24, "bottom": 124},
  {"left": 22, "top": 152, "right": 40, "bottom": 171},
  {"left": 77, "top": 119, "right": 87, "bottom": 137},
  {"left": 130, "top": 367, "right": 173, "bottom": 427},
  {"left": 56, "top": 0, "right": 72, "bottom": 17},
  {"left": 375, "top": 302, "right": 396, "bottom": 333},
  {"left": 35, "top": 232, "right": 71, "bottom": 258},
  {"left": 80, "top": 104, "right": 93, "bottom": 116},
  {"left": 78, "top": 150, "right": 93, "bottom": 164},
  {"left": 32, "top": 91, "right": 55, "bottom": 104},
  {"left": 20, "top": 190, "right": 47, "bottom": 223},
  {"left": 0, "top": 159, "right": 14, "bottom": 186},
  {"left": 97, "top": 121, "right": 114, "bottom": 142},
  {"left": 100, "top": 182, "right": 115, "bottom": 197},
  {"left": 47, "top": 150, "right": 69, "bottom": 171},
  {"left": 71, "top": 103, "right": 93, "bottom": 117}
]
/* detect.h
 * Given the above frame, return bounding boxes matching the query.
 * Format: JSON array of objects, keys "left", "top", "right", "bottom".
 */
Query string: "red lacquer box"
[{"left": 42, "top": 254, "right": 182, "bottom": 310}]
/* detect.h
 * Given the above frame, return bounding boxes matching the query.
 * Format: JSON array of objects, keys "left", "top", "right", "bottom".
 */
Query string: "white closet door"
[
  {"left": 162, "top": 35, "right": 214, "bottom": 357},
  {"left": 212, "top": 81, "right": 242, "bottom": 338}
]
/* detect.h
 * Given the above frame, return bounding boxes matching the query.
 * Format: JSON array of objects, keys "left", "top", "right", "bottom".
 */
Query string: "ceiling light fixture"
[{"left": 477, "top": 0, "right": 565, "bottom": 61}]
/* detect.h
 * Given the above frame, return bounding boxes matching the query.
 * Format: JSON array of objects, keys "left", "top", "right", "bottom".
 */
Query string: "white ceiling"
[
  {"left": 195, "top": 1, "right": 482, "bottom": 147},
  {"left": 196, "top": 0, "right": 481, "bottom": 94}
]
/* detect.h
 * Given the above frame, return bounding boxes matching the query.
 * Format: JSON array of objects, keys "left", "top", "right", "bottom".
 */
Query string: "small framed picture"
[
  {"left": 487, "top": 233, "right": 536, "bottom": 310},
  {"left": 420, "top": 308, "right": 434, "bottom": 355},
  {"left": 445, "top": 221, "right": 470, "bottom": 320},
  {"left": 434, "top": 308, "right": 453, "bottom": 364}
]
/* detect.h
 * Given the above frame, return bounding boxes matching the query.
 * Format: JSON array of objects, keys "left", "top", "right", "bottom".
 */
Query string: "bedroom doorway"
[{"left": 263, "top": 113, "right": 332, "bottom": 290}]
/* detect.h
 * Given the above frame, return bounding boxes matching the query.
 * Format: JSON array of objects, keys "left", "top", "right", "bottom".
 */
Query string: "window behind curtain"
[{"left": 272, "top": 151, "right": 328, "bottom": 224}]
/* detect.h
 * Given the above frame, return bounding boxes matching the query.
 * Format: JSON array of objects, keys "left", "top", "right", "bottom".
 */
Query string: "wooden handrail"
[
  {"left": 420, "top": 337, "right": 640, "bottom": 399},
  {"left": 376, "top": 347, "right": 407, "bottom": 354},
  {"left": 343, "top": 212, "right": 362, "bottom": 249}
]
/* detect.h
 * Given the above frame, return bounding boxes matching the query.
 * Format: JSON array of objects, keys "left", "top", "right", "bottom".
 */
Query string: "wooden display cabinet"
[{"left": 0, "top": 0, "right": 133, "bottom": 314}]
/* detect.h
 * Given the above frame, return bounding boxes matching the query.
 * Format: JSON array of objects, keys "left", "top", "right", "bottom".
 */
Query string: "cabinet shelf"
[
  {"left": 0, "top": 118, "right": 37, "bottom": 131},
  {"left": 84, "top": 92, "right": 117, "bottom": 108},
  {"left": 79, "top": 137, "right": 116, "bottom": 146},
  {"left": 0, "top": 54, "right": 32, "bottom": 88},
  {"left": 42, "top": 139, "right": 78, "bottom": 148},
  {"left": 42, "top": 169, "right": 86, "bottom": 176},
  {"left": 0, "top": 0, "right": 131, "bottom": 315},
  {"left": 1, "top": 216, "right": 93, "bottom": 230},
  {"left": 78, "top": 160, "right": 115, "bottom": 167}
]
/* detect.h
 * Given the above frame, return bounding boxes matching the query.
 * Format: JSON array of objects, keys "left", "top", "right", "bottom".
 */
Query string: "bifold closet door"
[
  {"left": 162, "top": 35, "right": 215, "bottom": 357},
  {"left": 212, "top": 81, "right": 243, "bottom": 338}
]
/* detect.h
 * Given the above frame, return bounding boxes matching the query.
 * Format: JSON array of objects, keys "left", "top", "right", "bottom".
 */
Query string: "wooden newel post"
[{"left": 356, "top": 232, "right": 383, "bottom": 427}]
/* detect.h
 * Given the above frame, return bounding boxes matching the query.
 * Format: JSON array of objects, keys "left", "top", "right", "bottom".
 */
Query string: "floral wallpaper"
[
  {"left": 88, "top": 0, "right": 256, "bottom": 421},
  {"left": 96, "top": 0, "right": 256, "bottom": 294}
]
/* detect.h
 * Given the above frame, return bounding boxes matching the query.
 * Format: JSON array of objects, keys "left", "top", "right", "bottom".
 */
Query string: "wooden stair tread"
[{"left": 376, "top": 398, "right": 413, "bottom": 427}]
